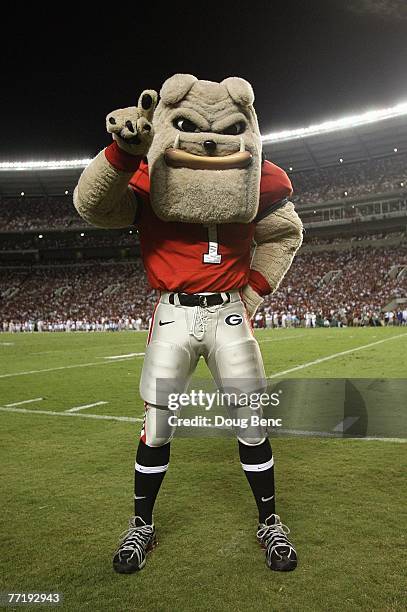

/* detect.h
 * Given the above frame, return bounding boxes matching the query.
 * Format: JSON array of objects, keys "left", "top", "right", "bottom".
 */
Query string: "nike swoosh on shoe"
[{"left": 261, "top": 495, "right": 275, "bottom": 502}]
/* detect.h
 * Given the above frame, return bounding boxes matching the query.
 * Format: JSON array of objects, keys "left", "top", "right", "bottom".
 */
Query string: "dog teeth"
[
  {"left": 174, "top": 134, "right": 180, "bottom": 149},
  {"left": 240, "top": 137, "right": 245, "bottom": 152}
]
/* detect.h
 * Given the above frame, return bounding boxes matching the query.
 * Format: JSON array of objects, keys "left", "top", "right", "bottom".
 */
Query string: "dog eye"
[
  {"left": 221, "top": 121, "right": 246, "bottom": 135},
  {"left": 173, "top": 118, "right": 200, "bottom": 133}
]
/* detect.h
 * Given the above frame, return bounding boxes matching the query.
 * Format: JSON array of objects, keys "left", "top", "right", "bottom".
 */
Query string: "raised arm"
[
  {"left": 73, "top": 90, "right": 157, "bottom": 228},
  {"left": 242, "top": 202, "right": 303, "bottom": 317}
]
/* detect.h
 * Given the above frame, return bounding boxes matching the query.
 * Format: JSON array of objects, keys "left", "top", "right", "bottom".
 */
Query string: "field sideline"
[{"left": 1, "top": 328, "right": 406, "bottom": 611}]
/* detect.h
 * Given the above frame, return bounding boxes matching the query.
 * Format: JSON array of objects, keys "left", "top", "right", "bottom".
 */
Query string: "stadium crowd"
[
  {"left": 290, "top": 152, "right": 407, "bottom": 205},
  {"left": 302, "top": 231, "right": 404, "bottom": 247},
  {"left": 0, "top": 232, "right": 136, "bottom": 251},
  {"left": 1, "top": 243, "right": 406, "bottom": 332},
  {"left": 0, "top": 153, "right": 406, "bottom": 232},
  {"left": 260, "top": 244, "right": 407, "bottom": 328},
  {"left": 0, "top": 260, "right": 154, "bottom": 332},
  {"left": 1, "top": 150, "right": 406, "bottom": 332},
  {"left": 0, "top": 196, "right": 83, "bottom": 232}
]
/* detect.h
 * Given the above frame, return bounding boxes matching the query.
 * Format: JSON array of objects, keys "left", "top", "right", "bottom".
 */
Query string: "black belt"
[{"left": 169, "top": 293, "right": 230, "bottom": 307}]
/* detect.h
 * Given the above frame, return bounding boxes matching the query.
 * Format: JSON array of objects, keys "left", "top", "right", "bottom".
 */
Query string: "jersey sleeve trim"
[
  {"left": 248, "top": 269, "right": 272, "bottom": 297},
  {"left": 104, "top": 141, "right": 143, "bottom": 173}
]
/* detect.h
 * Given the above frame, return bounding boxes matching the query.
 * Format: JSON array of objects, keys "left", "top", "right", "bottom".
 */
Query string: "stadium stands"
[
  {"left": 1, "top": 261, "right": 154, "bottom": 332},
  {"left": 0, "top": 232, "right": 136, "bottom": 250},
  {"left": 290, "top": 152, "right": 407, "bottom": 206},
  {"left": 1, "top": 122, "right": 406, "bottom": 331},
  {"left": 0, "top": 152, "right": 406, "bottom": 232},
  {"left": 261, "top": 243, "right": 407, "bottom": 328},
  {"left": 0, "top": 196, "right": 82, "bottom": 231},
  {"left": 1, "top": 239, "right": 406, "bottom": 331}
]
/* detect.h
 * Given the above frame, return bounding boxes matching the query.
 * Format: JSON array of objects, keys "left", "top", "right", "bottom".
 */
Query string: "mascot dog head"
[{"left": 148, "top": 74, "right": 262, "bottom": 224}]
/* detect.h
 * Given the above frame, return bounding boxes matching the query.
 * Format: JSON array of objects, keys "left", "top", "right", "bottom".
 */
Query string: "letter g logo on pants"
[{"left": 225, "top": 314, "right": 243, "bottom": 326}]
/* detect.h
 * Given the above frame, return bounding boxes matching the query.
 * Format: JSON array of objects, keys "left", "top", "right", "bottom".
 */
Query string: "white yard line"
[
  {"left": 0, "top": 405, "right": 143, "bottom": 423},
  {"left": 5, "top": 397, "right": 44, "bottom": 407},
  {"left": 104, "top": 352, "right": 145, "bottom": 360},
  {"left": 2, "top": 333, "right": 405, "bottom": 380},
  {"left": 278, "top": 427, "right": 405, "bottom": 443},
  {"left": 0, "top": 354, "right": 144, "bottom": 379},
  {"left": 0, "top": 405, "right": 404, "bottom": 442},
  {"left": 333, "top": 416, "right": 360, "bottom": 433},
  {"left": 258, "top": 333, "right": 307, "bottom": 343},
  {"left": 0, "top": 342, "right": 14, "bottom": 346},
  {"left": 66, "top": 401, "right": 108, "bottom": 413},
  {"left": 268, "top": 332, "right": 407, "bottom": 379},
  {"left": 279, "top": 427, "right": 338, "bottom": 437}
]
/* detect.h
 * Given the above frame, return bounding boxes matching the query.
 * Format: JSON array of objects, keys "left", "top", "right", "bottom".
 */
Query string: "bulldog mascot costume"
[{"left": 74, "top": 74, "right": 303, "bottom": 573}]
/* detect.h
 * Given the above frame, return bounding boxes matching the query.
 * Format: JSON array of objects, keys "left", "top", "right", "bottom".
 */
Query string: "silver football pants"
[{"left": 139, "top": 291, "right": 267, "bottom": 446}]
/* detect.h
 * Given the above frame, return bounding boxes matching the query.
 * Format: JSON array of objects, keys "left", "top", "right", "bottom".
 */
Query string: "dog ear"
[
  {"left": 160, "top": 74, "right": 198, "bottom": 105},
  {"left": 221, "top": 77, "right": 254, "bottom": 107}
]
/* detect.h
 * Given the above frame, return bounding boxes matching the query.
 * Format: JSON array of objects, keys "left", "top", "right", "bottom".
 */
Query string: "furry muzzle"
[
  {"left": 149, "top": 139, "right": 261, "bottom": 224},
  {"left": 164, "top": 136, "right": 253, "bottom": 171}
]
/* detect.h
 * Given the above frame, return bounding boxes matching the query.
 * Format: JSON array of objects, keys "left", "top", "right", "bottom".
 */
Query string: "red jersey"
[{"left": 105, "top": 143, "right": 292, "bottom": 295}]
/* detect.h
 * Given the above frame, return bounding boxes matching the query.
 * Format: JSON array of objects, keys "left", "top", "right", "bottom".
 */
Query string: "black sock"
[
  {"left": 134, "top": 439, "right": 170, "bottom": 524},
  {"left": 238, "top": 438, "right": 276, "bottom": 523}
]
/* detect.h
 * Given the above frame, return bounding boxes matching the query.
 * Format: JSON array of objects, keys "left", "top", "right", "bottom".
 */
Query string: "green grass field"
[{"left": 1, "top": 328, "right": 406, "bottom": 611}]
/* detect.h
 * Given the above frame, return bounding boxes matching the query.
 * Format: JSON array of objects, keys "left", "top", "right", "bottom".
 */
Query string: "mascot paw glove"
[{"left": 106, "top": 89, "right": 157, "bottom": 156}]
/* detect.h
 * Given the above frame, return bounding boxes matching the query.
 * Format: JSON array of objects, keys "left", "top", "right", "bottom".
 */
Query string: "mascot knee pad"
[
  {"left": 140, "top": 340, "right": 193, "bottom": 405},
  {"left": 141, "top": 403, "right": 178, "bottom": 447},
  {"left": 237, "top": 434, "right": 267, "bottom": 447},
  {"left": 226, "top": 402, "right": 267, "bottom": 446},
  {"left": 213, "top": 339, "right": 267, "bottom": 393}
]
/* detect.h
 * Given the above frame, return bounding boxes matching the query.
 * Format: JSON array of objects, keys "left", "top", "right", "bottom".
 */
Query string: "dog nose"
[{"left": 203, "top": 140, "right": 217, "bottom": 154}]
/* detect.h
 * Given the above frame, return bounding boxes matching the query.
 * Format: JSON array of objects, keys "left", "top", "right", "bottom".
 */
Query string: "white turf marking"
[
  {"left": 0, "top": 405, "right": 404, "bottom": 443},
  {"left": 258, "top": 333, "right": 307, "bottom": 343},
  {"left": 5, "top": 397, "right": 43, "bottom": 407},
  {"left": 0, "top": 355, "right": 144, "bottom": 379},
  {"left": 333, "top": 416, "right": 360, "bottom": 433},
  {"left": 66, "top": 401, "right": 108, "bottom": 413},
  {"left": 268, "top": 332, "right": 407, "bottom": 379},
  {"left": 104, "top": 352, "right": 145, "bottom": 360},
  {"left": 0, "top": 406, "right": 143, "bottom": 423},
  {"left": 2, "top": 332, "right": 404, "bottom": 380},
  {"left": 278, "top": 428, "right": 405, "bottom": 443},
  {"left": 0, "top": 342, "right": 14, "bottom": 346}
]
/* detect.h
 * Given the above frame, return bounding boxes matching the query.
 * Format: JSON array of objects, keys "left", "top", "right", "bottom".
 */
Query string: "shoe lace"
[
  {"left": 257, "top": 514, "right": 296, "bottom": 561},
  {"left": 189, "top": 306, "right": 208, "bottom": 341},
  {"left": 117, "top": 517, "right": 153, "bottom": 563}
]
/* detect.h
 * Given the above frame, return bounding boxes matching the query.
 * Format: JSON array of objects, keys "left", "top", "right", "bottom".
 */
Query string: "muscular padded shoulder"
[{"left": 257, "top": 161, "right": 293, "bottom": 219}]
